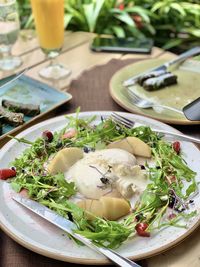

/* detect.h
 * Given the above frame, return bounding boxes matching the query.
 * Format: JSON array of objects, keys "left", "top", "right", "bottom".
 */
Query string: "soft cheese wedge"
[
  {"left": 107, "top": 136, "right": 151, "bottom": 158},
  {"left": 47, "top": 147, "right": 83, "bottom": 175}
]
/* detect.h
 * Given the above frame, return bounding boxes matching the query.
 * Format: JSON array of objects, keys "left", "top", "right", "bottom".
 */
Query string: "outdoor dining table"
[{"left": 0, "top": 31, "right": 200, "bottom": 267}]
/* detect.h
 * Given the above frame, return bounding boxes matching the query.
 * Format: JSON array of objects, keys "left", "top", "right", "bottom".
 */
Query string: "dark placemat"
[
  {"left": 66, "top": 58, "right": 144, "bottom": 113},
  {"left": 1, "top": 58, "right": 147, "bottom": 267}
]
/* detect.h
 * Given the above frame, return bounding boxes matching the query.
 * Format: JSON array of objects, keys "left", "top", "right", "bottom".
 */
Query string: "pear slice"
[
  {"left": 107, "top": 138, "right": 133, "bottom": 154},
  {"left": 77, "top": 197, "right": 130, "bottom": 221},
  {"left": 47, "top": 147, "right": 83, "bottom": 175},
  {"left": 107, "top": 136, "right": 151, "bottom": 158},
  {"left": 77, "top": 199, "right": 104, "bottom": 220},
  {"left": 126, "top": 136, "right": 151, "bottom": 158},
  {"left": 100, "top": 196, "right": 130, "bottom": 220}
]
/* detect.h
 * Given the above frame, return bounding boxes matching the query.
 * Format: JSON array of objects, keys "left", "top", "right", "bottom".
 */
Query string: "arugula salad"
[{"left": 1, "top": 111, "right": 198, "bottom": 249}]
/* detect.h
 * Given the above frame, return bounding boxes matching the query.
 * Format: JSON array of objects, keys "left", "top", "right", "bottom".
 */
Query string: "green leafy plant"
[
  {"left": 17, "top": 0, "right": 200, "bottom": 51},
  {"left": 63, "top": 0, "right": 144, "bottom": 38},
  {"left": 148, "top": 0, "right": 200, "bottom": 50}
]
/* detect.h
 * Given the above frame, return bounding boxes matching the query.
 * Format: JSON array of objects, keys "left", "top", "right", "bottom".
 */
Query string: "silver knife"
[
  {"left": 0, "top": 68, "right": 29, "bottom": 90},
  {"left": 123, "top": 46, "right": 200, "bottom": 87},
  {"left": 13, "top": 195, "right": 141, "bottom": 267}
]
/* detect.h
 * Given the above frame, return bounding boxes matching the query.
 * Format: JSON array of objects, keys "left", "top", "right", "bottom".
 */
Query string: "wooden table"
[
  {"left": 0, "top": 30, "right": 174, "bottom": 88},
  {"left": 0, "top": 31, "right": 200, "bottom": 267}
]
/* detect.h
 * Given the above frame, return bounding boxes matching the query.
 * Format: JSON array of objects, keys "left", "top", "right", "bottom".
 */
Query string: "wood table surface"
[{"left": 0, "top": 31, "right": 200, "bottom": 267}]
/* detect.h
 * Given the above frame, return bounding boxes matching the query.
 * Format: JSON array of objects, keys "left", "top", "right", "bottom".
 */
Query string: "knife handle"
[
  {"left": 166, "top": 46, "right": 200, "bottom": 67},
  {"left": 74, "top": 233, "right": 141, "bottom": 267}
]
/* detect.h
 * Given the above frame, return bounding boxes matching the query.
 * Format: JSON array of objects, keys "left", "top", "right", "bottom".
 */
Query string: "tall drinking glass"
[
  {"left": 30, "top": 0, "right": 71, "bottom": 80},
  {"left": 0, "top": 0, "right": 22, "bottom": 71}
]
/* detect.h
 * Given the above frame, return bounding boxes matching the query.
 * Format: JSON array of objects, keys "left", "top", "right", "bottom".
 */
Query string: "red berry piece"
[
  {"left": 42, "top": 130, "right": 53, "bottom": 142},
  {"left": 168, "top": 213, "right": 176, "bottom": 220},
  {"left": 172, "top": 141, "right": 180, "bottom": 154},
  {"left": 62, "top": 129, "right": 77, "bottom": 139},
  {"left": 170, "top": 175, "right": 176, "bottom": 183},
  {"left": 135, "top": 222, "right": 150, "bottom": 237},
  {"left": 0, "top": 168, "right": 16, "bottom": 180}
]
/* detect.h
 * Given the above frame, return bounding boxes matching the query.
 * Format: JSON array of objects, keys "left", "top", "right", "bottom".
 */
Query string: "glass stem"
[
  {"left": 0, "top": 45, "right": 12, "bottom": 59},
  {"left": 39, "top": 48, "right": 70, "bottom": 80},
  {"left": 48, "top": 51, "right": 59, "bottom": 66}
]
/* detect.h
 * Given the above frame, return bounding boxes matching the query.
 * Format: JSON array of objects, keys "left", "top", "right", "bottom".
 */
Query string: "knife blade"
[
  {"left": 0, "top": 68, "right": 29, "bottom": 90},
  {"left": 123, "top": 46, "right": 200, "bottom": 87},
  {"left": 13, "top": 195, "right": 141, "bottom": 267}
]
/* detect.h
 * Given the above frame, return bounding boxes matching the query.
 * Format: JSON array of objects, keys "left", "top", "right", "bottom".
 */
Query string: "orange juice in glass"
[{"left": 31, "top": 0, "right": 70, "bottom": 79}]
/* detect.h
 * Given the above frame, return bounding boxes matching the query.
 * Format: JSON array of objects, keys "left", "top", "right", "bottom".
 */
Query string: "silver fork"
[
  {"left": 126, "top": 88, "right": 183, "bottom": 115},
  {"left": 111, "top": 112, "right": 200, "bottom": 144}
]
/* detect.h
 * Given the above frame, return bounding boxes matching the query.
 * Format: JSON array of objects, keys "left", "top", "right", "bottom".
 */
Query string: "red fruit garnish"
[
  {"left": 168, "top": 213, "right": 176, "bottom": 220},
  {"left": 62, "top": 129, "right": 77, "bottom": 139},
  {"left": 42, "top": 130, "right": 53, "bottom": 142},
  {"left": 170, "top": 175, "right": 176, "bottom": 183},
  {"left": 173, "top": 141, "right": 180, "bottom": 154},
  {"left": 0, "top": 168, "right": 16, "bottom": 180},
  {"left": 118, "top": 3, "right": 124, "bottom": 10},
  {"left": 135, "top": 222, "right": 150, "bottom": 237},
  {"left": 20, "top": 188, "right": 29, "bottom": 197},
  {"left": 166, "top": 175, "right": 177, "bottom": 185}
]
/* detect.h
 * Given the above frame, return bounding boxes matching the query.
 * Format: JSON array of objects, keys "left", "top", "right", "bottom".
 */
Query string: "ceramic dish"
[
  {"left": 0, "top": 111, "right": 200, "bottom": 264},
  {"left": 109, "top": 58, "right": 200, "bottom": 125},
  {"left": 0, "top": 74, "right": 72, "bottom": 142}
]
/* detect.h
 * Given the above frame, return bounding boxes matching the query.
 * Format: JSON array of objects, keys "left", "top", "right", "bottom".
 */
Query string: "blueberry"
[
  {"left": 83, "top": 147, "right": 89, "bottom": 153},
  {"left": 56, "top": 141, "right": 62, "bottom": 149},
  {"left": 135, "top": 213, "right": 144, "bottom": 221},
  {"left": 168, "top": 196, "right": 177, "bottom": 208},
  {"left": 140, "top": 165, "right": 146, "bottom": 170},
  {"left": 83, "top": 147, "right": 95, "bottom": 153}
]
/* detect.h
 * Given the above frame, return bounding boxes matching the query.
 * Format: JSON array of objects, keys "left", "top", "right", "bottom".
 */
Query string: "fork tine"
[
  {"left": 112, "top": 116, "right": 132, "bottom": 129},
  {"left": 112, "top": 112, "right": 135, "bottom": 125},
  {"left": 111, "top": 113, "right": 134, "bottom": 128},
  {"left": 127, "top": 88, "right": 141, "bottom": 101}
]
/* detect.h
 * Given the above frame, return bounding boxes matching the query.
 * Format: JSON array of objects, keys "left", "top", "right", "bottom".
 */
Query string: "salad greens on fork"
[{"left": 2, "top": 110, "right": 198, "bottom": 249}]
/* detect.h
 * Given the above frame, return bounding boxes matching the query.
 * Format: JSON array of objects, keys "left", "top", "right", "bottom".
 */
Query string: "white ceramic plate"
[{"left": 0, "top": 111, "right": 200, "bottom": 265}]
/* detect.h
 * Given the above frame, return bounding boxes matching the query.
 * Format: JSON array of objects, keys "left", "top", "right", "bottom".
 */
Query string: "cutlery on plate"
[
  {"left": 126, "top": 88, "right": 183, "bottom": 115},
  {"left": 13, "top": 195, "right": 141, "bottom": 267},
  {"left": 0, "top": 68, "right": 29, "bottom": 90},
  {"left": 123, "top": 46, "right": 200, "bottom": 87},
  {"left": 183, "top": 97, "right": 200, "bottom": 121},
  {"left": 126, "top": 89, "right": 200, "bottom": 122},
  {"left": 111, "top": 112, "right": 200, "bottom": 144}
]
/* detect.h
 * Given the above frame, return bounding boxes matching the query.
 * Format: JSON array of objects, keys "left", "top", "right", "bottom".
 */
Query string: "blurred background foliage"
[{"left": 17, "top": 0, "right": 200, "bottom": 52}]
